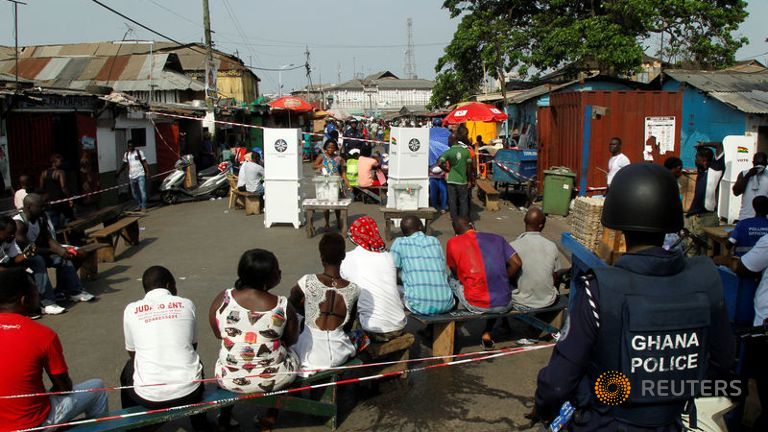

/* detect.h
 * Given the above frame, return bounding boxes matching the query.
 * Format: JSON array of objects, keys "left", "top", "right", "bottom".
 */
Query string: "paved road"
[{"left": 42, "top": 182, "right": 572, "bottom": 431}]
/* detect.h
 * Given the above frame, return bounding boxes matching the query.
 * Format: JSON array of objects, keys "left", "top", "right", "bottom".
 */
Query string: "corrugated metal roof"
[
  {"left": 665, "top": 69, "right": 768, "bottom": 92},
  {"left": 709, "top": 91, "right": 768, "bottom": 114},
  {"left": 330, "top": 78, "right": 434, "bottom": 91}
]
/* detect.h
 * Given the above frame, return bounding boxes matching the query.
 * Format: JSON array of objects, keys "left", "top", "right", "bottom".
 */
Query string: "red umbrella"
[
  {"left": 442, "top": 102, "right": 508, "bottom": 125},
  {"left": 268, "top": 96, "right": 314, "bottom": 113}
]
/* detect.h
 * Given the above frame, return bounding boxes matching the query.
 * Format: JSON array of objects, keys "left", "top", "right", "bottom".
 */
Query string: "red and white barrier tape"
[
  {"left": 149, "top": 111, "right": 393, "bottom": 147},
  {"left": 0, "top": 344, "right": 553, "bottom": 400},
  {"left": 14, "top": 343, "right": 554, "bottom": 432},
  {"left": 491, "top": 160, "right": 535, "bottom": 183},
  {"left": 47, "top": 168, "right": 177, "bottom": 205}
]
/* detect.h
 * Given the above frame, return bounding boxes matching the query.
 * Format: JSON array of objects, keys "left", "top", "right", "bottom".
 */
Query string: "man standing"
[
  {"left": 237, "top": 152, "right": 265, "bottom": 195},
  {"left": 509, "top": 207, "right": 561, "bottom": 310},
  {"left": 15, "top": 194, "right": 95, "bottom": 315},
  {"left": 686, "top": 143, "right": 725, "bottom": 256},
  {"left": 607, "top": 137, "right": 630, "bottom": 186},
  {"left": 534, "top": 163, "right": 735, "bottom": 430},
  {"left": 116, "top": 140, "right": 150, "bottom": 211},
  {"left": 0, "top": 268, "right": 108, "bottom": 430},
  {"left": 390, "top": 216, "right": 454, "bottom": 316},
  {"left": 439, "top": 133, "right": 473, "bottom": 220},
  {"left": 340, "top": 216, "right": 407, "bottom": 342},
  {"left": 733, "top": 151, "right": 768, "bottom": 221},
  {"left": 446, "top": 216, "right": 521, "bottom": 348},
  {"left": 122, "top": 266, "right": 207, "bottom": 430}
]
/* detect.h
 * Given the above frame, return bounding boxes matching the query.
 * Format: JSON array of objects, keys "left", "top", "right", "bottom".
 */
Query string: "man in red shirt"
[
  {"left": 0, "top": 268, "right": 108, "bottom": 431},
  {"left": 446, "top": 216, "right": 521, "bottom": 349}
]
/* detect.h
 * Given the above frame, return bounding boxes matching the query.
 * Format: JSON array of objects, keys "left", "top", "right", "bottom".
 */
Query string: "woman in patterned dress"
[{"left": 209, "top": 249, "right": 299, "bottom": 430}]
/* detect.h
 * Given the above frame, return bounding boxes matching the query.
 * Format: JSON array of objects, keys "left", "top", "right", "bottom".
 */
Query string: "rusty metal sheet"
[
  {"left": 95, "top": 55, "right": 130, "bottom": 81},
  {"left": 537, "top": 90, "right": 683, "bottom": 192},
  {"left": 10, "top": 58, "right": 51, "bottom": 80}
]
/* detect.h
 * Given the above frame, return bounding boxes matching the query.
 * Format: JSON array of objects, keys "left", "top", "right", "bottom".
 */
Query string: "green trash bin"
[{"left": 542, "top": 167, "right": 576, "bottom": 216}]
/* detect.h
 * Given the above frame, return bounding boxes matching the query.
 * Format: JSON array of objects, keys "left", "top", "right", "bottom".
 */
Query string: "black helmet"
[{"left": 602, "top": 163, "right": 683, "bottom": 233}]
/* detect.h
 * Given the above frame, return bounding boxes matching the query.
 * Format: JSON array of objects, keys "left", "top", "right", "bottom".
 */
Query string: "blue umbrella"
[{"left": 429, "top": 127, "right": 450, "bottom": 166}]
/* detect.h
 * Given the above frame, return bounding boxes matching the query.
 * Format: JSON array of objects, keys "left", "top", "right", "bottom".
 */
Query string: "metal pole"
[
  {"left": 7, "top": 0, "right": 27, "bottom": 89},
  {"left": 278, "top": 70, "right": 283, "bottom": 97},
  {"left": 149, "top": 42, "right": 153, "bottom": 102},
  {"left": 202, "top": 0, "right": 214, "bottom": 109}
]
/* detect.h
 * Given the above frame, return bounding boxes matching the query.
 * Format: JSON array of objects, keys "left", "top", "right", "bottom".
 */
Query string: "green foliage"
[{"left": 430, "top": 0, "right": 749, "bottom": 108}]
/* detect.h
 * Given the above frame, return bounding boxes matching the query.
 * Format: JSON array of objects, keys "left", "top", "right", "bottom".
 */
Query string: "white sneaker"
[
  {"left": 69, "top": 291, "right": 95, "bottom": 302},
  {"left": 42, "top": 304, "right": 66, "bottom": 315}
]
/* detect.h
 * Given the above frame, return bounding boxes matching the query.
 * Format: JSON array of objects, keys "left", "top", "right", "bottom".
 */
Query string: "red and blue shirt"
[{"left": 446, "top": 230, "right": 516, "bottom": 309}]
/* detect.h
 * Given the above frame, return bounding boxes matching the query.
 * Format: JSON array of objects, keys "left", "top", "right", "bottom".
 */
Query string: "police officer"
[{"left": 533, "top": 163, "right": 735, "bottom": 431}]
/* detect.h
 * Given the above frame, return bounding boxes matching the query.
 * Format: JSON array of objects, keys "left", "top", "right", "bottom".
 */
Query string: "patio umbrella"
[
  {"left": 269, "top": 96, "right": 313, "bottom": 127},
  {"left": 442, "top": 102, "right": 508, "bottom": 125}
]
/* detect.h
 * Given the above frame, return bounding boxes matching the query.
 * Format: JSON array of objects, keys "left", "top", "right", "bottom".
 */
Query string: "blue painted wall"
[{"left": 662, "top": 80, "right": 746, "bottom": 167}]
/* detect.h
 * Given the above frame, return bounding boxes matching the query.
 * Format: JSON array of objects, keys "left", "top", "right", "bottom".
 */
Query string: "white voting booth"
[
  {"left": 263, "top": 128, "right": 304, "bottom": 228},
  {"left": 718, "top": 135, "right": 756, "bottom": 224},
  {"left": 387, "top": 127, "right": 430, "bottom": 210}
]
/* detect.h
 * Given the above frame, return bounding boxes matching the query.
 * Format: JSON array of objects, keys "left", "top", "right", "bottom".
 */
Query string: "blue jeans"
[
  {"left": 129, "top": 176, "right": 147, "bottom": 210},
  {"left": 27, "top": 255, "right": 84, "bottom": 305},
  {"left": 42, "top": 379, "right": 108, "bottom": 428},
  {"left": 449, "top": 276, "right": 513, "bottom": 314},
  {"left": 429, "top": 177, "right": 448, "bottom": 211}
]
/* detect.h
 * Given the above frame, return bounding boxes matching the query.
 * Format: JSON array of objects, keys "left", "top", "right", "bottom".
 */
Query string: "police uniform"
[{"left": 534, "top": 163, "right": 736, "bottom": 431}]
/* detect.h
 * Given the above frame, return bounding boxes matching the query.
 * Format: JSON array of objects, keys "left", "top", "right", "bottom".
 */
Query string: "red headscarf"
[{"left": 348, "top": 216, "right": 386, "bottom": 252}]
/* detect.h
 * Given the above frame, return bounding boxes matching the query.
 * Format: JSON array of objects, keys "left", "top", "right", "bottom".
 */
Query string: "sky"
[{"left": 1, "top": 0, "right": 767, "bottom": 94}]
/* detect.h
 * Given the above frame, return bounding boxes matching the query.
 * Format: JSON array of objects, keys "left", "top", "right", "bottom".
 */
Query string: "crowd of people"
[{"left": 0, "top": 206, "right": 565, "bottom": 431}]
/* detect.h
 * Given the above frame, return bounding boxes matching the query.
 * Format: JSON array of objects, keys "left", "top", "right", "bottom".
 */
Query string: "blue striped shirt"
[{"left": 390, "top": 232, "right": 454, "bottom": 315}]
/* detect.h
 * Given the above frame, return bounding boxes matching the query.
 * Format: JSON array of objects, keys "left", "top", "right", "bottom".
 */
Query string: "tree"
[{"left": 430, "top": 0, "right": 749, "bottom": 109}]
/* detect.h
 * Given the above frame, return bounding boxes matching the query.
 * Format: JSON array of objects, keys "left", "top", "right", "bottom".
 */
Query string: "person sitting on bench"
[
  {"left": 237, "top": 151, "right": 265, "bottom": 195},
  {"left": 209, "top": 249, "right": 300, "bottom": 431},
  {"left": 446, "top": 216, "right": 522, "bottom": 349},
  {"left": 341, "top": 216, "right": 407, "bottom": 342},
  {"left": 0, "top": 268, "right": 108, "bottom": 430},
  {"left": 509, "top": 207, "right": 562, "bottom": 311},
  {"left": 290, "top": 233, "right": 365, "bottom": 371},
  {"left": 15, "top": 194, "right": 95, "bottom": 316},
  {"left": 390, "top": 216, "right": 454, "bottom": 315},
  {"left": 0, "top": 216, "right": 30, "bottom": 271},
  {"left": 121, "top": 266, "right": 209, "bottom": 431}
]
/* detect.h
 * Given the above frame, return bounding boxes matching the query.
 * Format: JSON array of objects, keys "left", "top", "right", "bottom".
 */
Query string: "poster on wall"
[
  {"left": 644, "top": 116, "right": 676, "bottom": 160},
  {"left": 205, "top": 59, "right": 219, "bottom": 99}
]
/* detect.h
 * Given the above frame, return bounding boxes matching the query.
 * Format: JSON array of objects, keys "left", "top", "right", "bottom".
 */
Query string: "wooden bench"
[
  {"left": 69, "top": 358, "right": 363, "bottom": 432},
  {"left": 410, "top": 296, "right": 568, "bottom": 359},
  {"left": 75, "top": 243, "right": 113, "bottom": 281},
  {"left": 476, "top": 179, "right": 501, "bottom": 211},
  {"left": 87, "top": 217, "right": 141, "bottom": 263},
  {"left": 303, "top": 198, "right": 352, "bottom": 238},
  {"left": 353, "top": 186, "right": 387, "bottom": 204},
  {"left": 379, "top": 207, "right": 438, "bottom": 241},
  {"left": 57, "top": 205, "right": 125, "bottom": 245},
  {"left": 359, "top": 333, "right": 415, "bottom": 376}
]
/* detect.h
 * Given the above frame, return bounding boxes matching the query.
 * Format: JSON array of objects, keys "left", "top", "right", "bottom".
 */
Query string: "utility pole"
[
  {"left": 203, "top": 0, "right": 217, "bottom": 138},
  {"left": 7, "top": 0, "right": 27, "bottom": 89}
]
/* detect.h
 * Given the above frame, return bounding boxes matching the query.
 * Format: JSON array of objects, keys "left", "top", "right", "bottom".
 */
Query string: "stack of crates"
[{"left": 570, "top": 196, "right": 605, "bottom": 252}]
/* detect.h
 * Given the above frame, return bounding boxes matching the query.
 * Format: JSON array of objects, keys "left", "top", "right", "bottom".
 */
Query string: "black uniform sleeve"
[{"left": 534, "top": 276, "right": 600, "bottom": 421}]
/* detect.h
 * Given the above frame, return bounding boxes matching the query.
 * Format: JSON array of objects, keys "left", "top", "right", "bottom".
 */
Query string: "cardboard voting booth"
[
  {"left": 263, "top": 128, "right": 304, "bottom": 228},
  {"left": 387, "top": 127, "right": 429, "bottom": 210},
  {"left": 719, "top": 135, "right": 756, "bottom": 224}
]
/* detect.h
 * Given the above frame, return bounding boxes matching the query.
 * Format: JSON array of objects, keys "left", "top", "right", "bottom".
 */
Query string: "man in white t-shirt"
[
  {"left": 236, "top": 152, "right": 265, "bottom": 194},
  {"left": 340, "top": 216, "right": 407, "bottom": 341},
  {"left": 116, "top": 140, "right": 150, "bottom": 211},
  {"left": 607, "top": 137, "right": 630, "bottom": 186},
  {"left": 733, "top": 152, "right": 768, "bottom": 221},
  {"left": 121, "top": 266, "right": 208, "bottom": 430}
]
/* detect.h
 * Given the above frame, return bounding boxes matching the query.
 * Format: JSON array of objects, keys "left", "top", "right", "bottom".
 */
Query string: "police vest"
[
  {"left": 586, "top": 255, "right": 722, "bottom": 427},
  {"left": 346, "top": 159, "right": 359, "bottom": 187}
]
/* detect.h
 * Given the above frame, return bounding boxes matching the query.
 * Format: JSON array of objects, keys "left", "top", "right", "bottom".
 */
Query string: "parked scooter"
[{"left": 159, "top": 155, "right": 231, "bottom": 204}]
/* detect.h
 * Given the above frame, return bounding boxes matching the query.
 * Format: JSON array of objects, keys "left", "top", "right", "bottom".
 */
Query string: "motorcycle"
[{"left": 159, "top": 156, "right": 231, "bottom": 205}]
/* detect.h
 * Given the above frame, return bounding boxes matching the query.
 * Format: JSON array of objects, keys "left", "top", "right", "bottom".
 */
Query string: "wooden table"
[
  {"left": 302, "top": 198, "right": 352, "bottom": 238},
  {"left": 379, "top": 207, "right": 437, "bottom": 241},
  {"left": 702, "top": 225, "right": 734, "bottom": 259}
]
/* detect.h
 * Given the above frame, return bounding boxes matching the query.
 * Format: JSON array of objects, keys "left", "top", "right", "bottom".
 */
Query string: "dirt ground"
[{"left": 42, "top": 176, "right": 574, "bottom": 431}]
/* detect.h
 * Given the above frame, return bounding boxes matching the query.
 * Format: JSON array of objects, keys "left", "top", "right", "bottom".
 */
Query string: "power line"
[
  {"left": 245, "top": 64, "right": 304, "bottom": 72},
  {"left": 89, "top": 0, "right": 209, "bottom": 57},
  {"left": 220, "top": 0, "right": 277, "bottom": 89}
]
